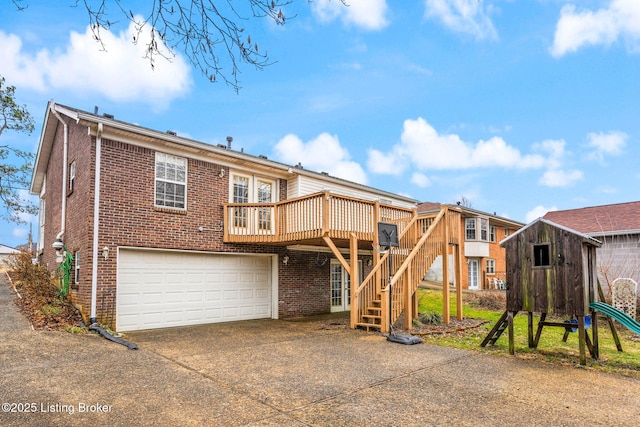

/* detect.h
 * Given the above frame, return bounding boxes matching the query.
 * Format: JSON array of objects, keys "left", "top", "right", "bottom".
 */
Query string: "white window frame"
[
  {"left": 155, "top": 152, "right": 187, "bottom": 209},
  {"left": 480, "top": 218, "right": 488, "bottom": 241},
  {"left": 486, "top": 258, "right": 495, "bottom": 275},
  {"left": 466, "top": 217, "right": 490, "bottom": 242},
  {"left": 465, "top": 218, "right": 476, "bottom": 240},
  {"left": 489, "top": 225, "right": 496, "bottom": 242},
  {"left": 74, "top": 251, "right": 80, "bottom": 284},
  {"left": 38, "top": 177, "right": 46, "bottom": 252},
  {"left": 68, "top": 161, "right": 76, "bottom": 193},
  {"left": 229, "top": 172, "right": 277, "bottom": 232}
]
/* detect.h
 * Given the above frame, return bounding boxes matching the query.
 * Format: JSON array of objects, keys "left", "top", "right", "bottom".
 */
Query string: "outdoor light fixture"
[
  {"left": 102, "top": 246, "right": 109, "bottom": 260},
  {"left": 52, "top": 239, "right": 64, "bottom": 253},
  {"left": 219, "top": 168, "right": 225, "bottom": 178},
  {"left": 282, "top": 255, "right": 289, "bottom": 266}
]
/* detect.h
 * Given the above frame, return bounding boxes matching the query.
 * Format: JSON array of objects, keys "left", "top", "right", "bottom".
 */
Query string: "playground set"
[{"left": 481, "top": 218, "right": 640, "bottom": 365}]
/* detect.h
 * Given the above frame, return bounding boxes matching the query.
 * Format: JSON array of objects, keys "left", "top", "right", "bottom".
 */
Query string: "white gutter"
[
  {"left": 89, "top": 122, "right": 103, "bottom": 323},
  {"left": 50, "top": 104, "right": 68, "bottom": 243}
]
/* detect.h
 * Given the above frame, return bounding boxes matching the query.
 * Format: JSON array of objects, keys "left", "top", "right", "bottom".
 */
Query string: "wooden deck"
[
  {"left": 223, "top": 191, "right": 416, "bottom": 246},
  {"left": 223, "top": 191, "right": 462, "bottom": 333}
]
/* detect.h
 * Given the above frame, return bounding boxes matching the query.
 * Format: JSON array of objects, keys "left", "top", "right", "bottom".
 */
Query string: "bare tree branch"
[
  {"left": 0, "top": 75, "right": 37, "bottom": 224},
  {"left": 77, "top": 0, "right": 296, "bottom": 91}
]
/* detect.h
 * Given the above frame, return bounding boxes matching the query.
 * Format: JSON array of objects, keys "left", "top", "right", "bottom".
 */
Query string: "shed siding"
[{"left": 505, "top": 221, "right": 589, "bottom": 316}]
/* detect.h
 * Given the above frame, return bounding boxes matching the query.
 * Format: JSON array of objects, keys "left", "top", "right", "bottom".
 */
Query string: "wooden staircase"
[
  {"left": 357, "top": 298, "right": 383, "bottom": 331},
  {"left": 353, "top": 207, "right": 461, "bottom": 333}
]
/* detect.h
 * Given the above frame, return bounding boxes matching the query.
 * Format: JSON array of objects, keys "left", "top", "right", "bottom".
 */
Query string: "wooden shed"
[
  {"left": 493, "top": 218, "right": 603, "bottom": 365},
  {"left": 501, "top": 218, "right": 601, "bottom": 316}
]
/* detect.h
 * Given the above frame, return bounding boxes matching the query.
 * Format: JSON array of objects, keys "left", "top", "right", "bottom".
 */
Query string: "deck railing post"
[{"left": 442, "top": 208, "right": 450, "bottom": 324}]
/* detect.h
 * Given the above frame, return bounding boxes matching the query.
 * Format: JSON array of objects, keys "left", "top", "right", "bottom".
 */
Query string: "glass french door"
[
  {"left": 330, "top": 260, "right": 351, "bottom": 312},
  {"left": 468, "top": 259, "right": 479, "bottom": 290}
]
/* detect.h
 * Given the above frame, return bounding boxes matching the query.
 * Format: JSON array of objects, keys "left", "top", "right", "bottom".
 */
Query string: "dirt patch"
[{"left": 7, "top": 271, "right": 84, "bottom": 331}]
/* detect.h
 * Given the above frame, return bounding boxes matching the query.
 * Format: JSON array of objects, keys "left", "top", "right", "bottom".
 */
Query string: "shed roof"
[
  {"left": 543, "top": 201, "right": 640, "bottom": 236},
  {"left": 500, "top": 217, "right": 602, "bottom": 248}
]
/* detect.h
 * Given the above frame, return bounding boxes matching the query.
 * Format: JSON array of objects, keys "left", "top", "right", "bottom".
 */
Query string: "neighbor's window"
[
  {"left": 490, "top": 226, "right": 496, "bottom": 242},
  {"left": 465, "top": 218, "right": 476, "bottom": 240},
  {"left": 155, "top": 152, "right": 187, "bottom": 209},
  {"left": 74, "top": 251, "right": 80, "bottom": 284},
  {"left": 533, "top": 243, "right": 551, "bottom": 267},
  {"left": 69, "top": 161, "right": 76, "bottom": 193},
  {"left": 480, "top": 218, "right": 488, "bottom": 241},
  {"left": 466, "top": 217, "right": 490, "bottom": 241},
  {"left": 486, "top": 259, "right": 495, "bottom": 274}
]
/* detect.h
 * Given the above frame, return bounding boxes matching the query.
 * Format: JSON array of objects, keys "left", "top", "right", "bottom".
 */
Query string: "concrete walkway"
[{"left": 0, "top": 272, "right": 32, "bottom": 332}]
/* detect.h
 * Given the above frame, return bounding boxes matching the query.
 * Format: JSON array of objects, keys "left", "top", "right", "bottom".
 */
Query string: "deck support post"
[
  {"left": 349, "top": 233, "right": 359, "bottom": 329},
  {"left": 442, "top": 208, "right": 450, "bottom": 324}
]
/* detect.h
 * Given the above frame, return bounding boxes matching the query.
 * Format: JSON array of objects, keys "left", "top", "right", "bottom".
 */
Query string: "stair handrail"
[{"left": 388, "top": 208, "right": 447, "bottom": 290}]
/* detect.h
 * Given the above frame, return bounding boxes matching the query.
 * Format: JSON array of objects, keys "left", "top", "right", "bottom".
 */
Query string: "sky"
[{"left": 1, "top": 0, "right": 639, "bottom": 248}]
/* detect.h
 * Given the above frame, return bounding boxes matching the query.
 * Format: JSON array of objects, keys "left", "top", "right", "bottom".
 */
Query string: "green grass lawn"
[{"left": 416, "top": 289, "right": 640, "bottom": 378}]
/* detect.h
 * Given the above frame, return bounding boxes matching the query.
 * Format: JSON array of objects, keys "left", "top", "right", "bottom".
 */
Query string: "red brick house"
[
  {"left": 543, "top": 201, "right": 640, "bottom": 296},
  {"left": 30, "top": 102, "right": 462, "bottom": 332},
  {"left": 418, "top": 202, "right": 524, "bottom": 290}
]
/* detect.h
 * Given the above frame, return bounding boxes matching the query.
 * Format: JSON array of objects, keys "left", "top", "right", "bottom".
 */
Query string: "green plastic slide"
[{"left": 590, "top": 302, "right": 640, "bottom": 335}]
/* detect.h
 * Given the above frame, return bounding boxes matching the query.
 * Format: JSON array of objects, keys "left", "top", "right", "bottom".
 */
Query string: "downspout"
[
  {"left": 88, "top": 123, "right": 138, "bottom": 350},
  {"left": 90, "top": 122, "right": 103, "bottom": 325},
  {"left": 50, "top": 105, "right": 68, "bottom": 243}
]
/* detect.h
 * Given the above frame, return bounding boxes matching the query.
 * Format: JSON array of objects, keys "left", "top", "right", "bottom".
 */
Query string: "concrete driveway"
[{"left": 1, "top": 316, "right": 640, "bottom": 426}]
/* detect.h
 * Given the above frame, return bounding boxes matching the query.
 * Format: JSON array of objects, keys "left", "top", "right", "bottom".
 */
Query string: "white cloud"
[
  {"left": 550, "top": 1, "right": 640, "bottom": 57},
  {"left": 411, "top": 172, "right": 431, "bottom": 187},
  {"left": 586, "top": 130, "right": 627, "bottom": 162},
  {"left": 525, "top": 205, "right": 557, "bottom": 223},
  {"left": 424, "top": 0, "right": 498, "bottom": 41},
  {"left": 538, "top": 169, "right": 584, "bottom": 187},
  {"left": 12, "top": 226, "right": 29, "bottom": 240},
  {"left": 311, "top": 0, "right": 389, "bottom": 30},
  {"left": 273, "top": 133, "right": 368, "bottom": 184},
  {"left": 366, "top": 147, "right": 406, "bottom": 175},
  {"left": 0, "top": 20, "right": 192, "bottom": 110},
  {"left": 369, "top": 117, "right": 546, "bottom": 172}
]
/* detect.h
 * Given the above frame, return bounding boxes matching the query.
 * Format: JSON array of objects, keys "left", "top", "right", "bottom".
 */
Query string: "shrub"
[
  {"left": 5, "top": 251, "right": 58, "bottom": 299},
  {"left": 419, "top": 312, "right": 443, "bottom": 325}
]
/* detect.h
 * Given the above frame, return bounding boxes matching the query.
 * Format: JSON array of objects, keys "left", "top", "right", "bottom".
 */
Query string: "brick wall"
[{"left": 40, "top": 119, "right": 346, "bottom": 327}]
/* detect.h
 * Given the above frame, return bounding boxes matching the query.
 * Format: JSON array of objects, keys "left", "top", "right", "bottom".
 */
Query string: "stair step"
[
  {"left": 361, "top": 314, "right": 381, "bottom": 321},
  {"left": 355, "top": 322, "right": 382, "bottom": 331},
  {"left": 366, "top": 307, "right": 382, "bottom": 314}
]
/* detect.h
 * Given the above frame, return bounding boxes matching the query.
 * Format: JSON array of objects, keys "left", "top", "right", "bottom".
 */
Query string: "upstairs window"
[
  {"left": 68, "top": 161, "right": 76, "bottom": 193},
  {"left": 155, "top": 152, "right": 187, "bottom": 209},
  {"left": 466, "top": 217, "right": 490, "bottom": 242},
  {"left": 232, "top": 175, "right": 249, "bottom": 227},
  {"left": 490, "top": 226, "right": 496, "bottom": 242},
  {"left": 465, "top": 218, "right": 476, "bottom": 240},
  {"left": 480, "top": 218, "right": 488, "bottom": 241}
]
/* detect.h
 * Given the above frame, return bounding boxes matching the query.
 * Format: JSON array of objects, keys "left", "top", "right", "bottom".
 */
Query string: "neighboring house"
[
  {"left": 418, "top": 202, "right": 524, "bottom": 290},
  {"left": 543, "top": 201, "right": 640, "bottom": 296},
  {"left": 30, "top": 102, "right": 462, "bottom": 332},
  {"left": 0, "top": 244, "right": 21, "bottom": 272}
]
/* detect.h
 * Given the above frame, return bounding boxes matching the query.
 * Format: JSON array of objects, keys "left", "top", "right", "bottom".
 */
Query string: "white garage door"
[{"left": 117, "top": 249, "right": 273, "bottom": 331}]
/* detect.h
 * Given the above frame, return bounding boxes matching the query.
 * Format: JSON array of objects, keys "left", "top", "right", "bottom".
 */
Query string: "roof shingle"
[{"left": 543, "top": 201, "right": 640, "bottom": 234}]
